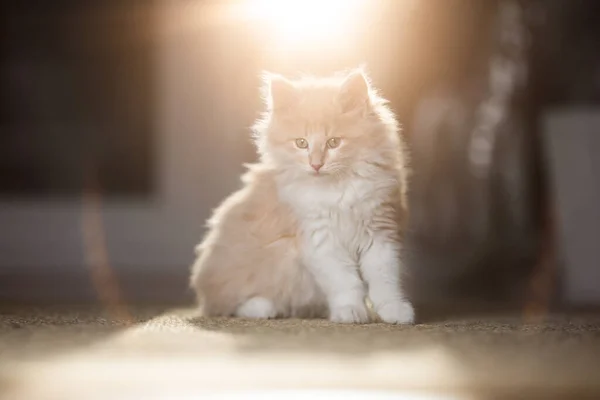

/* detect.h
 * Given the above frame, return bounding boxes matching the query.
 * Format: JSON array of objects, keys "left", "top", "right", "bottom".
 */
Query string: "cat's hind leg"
[{"left": 235, "top": 297, "right": 277, "bottom": 319}]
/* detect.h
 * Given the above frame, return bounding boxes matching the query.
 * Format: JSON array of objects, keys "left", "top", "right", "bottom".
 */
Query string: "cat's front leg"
[
  {"left": 360, "top": 236, "right": 415, "bottom": 324},
  {"left": 304, "top": 246, "right": 369, "bottom": 324}
]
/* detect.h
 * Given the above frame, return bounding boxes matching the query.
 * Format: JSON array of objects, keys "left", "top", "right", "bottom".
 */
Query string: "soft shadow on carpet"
[{"left": 1, "top": 306, "right": 600, "bottom": 399}]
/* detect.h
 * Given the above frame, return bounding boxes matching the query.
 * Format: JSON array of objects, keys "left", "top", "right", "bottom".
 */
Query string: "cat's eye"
[
  {"left": 327, "top": 137, "right": 341, "bottom": 149},
  {"left": 295, "top": 138, "right": 308, "bottom": 149}
]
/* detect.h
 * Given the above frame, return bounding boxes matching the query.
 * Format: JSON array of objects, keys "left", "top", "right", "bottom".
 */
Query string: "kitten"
[{"left": 190, "top": 68, "right": 414, "bottom": 324}]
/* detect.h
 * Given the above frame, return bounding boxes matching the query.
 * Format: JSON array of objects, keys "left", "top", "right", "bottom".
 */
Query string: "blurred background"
[{"left": 0, "top": 0, "right": 599, "bottom": 317}]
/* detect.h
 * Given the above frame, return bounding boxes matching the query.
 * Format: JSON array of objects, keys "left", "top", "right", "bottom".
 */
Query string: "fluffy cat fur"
[{"left": 190, "top": 68, "right": 414, "bottom": 324}]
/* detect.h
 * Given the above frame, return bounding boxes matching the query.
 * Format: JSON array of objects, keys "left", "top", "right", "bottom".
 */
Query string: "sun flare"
[{"left": 243, "top": 0, "right": 366, "bottom": 48}]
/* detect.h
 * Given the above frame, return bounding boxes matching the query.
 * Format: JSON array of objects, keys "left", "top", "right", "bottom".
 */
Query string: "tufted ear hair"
[
  {"left": 261, "top": 72, "right": 298, "bottom": 113},
  {"left": 338, "top": 69, "right": 371, "bottom": 113}
]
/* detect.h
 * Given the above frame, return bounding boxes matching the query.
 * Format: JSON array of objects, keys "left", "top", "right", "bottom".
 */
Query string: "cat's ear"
[
  {"left": 262, "top": 72, "right": 298, "bottom": 113},
  {"left": 338, "top": 69, "right": 371, "bottom": 114}
]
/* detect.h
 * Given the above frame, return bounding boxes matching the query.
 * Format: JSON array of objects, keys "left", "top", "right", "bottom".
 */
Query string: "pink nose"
[{"left": 310, "top": 163, "right": 323, "bottom": 172}]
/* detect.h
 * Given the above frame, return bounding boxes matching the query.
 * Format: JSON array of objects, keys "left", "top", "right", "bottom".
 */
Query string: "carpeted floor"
[{"left": 1, "top": 306, "right": 600, "bottom": 399}]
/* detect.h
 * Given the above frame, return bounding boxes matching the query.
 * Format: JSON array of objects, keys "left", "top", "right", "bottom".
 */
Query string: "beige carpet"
[{"left": 1, "top": 306, "right": 600, "bottom": 399}]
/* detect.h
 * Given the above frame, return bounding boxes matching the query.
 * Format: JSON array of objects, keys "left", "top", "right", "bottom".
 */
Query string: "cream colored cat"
[{"left": 190, "top": 68, "right": 414, "bottom": 324}]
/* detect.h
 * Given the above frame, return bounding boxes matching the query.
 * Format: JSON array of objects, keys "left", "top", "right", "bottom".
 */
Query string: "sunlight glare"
[{"left": 244, "top": 0, "right": 366, "bottom": 49}]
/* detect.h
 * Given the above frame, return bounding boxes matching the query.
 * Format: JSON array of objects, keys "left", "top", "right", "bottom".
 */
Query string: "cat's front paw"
[
  {"left": 376, "top": 300, "right": 415, "bottom": 324},
  {"left": 329, "top": 303, "right": 370, "bottom": 324}
]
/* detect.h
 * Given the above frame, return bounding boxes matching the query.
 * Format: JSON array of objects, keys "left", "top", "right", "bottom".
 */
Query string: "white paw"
[
  {"left": 376, "top": 300, "right": 415, "bottom": 324},
  {"left": 329, "top": 303, "right": 370, "bottom": 324},
  {"left": 235, "top": 297, "right": 277, "bottom": 319}
]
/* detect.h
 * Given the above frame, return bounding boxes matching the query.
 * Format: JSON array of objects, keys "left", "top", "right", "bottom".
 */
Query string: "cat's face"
[{"left": 254, "top": 70, "right": 398, "bottom": 178}]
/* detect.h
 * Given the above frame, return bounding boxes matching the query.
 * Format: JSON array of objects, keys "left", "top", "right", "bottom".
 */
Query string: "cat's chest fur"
[
  {"left": 277, "top": 173, "right": 398, "bottom": 257},
  {"left": 282, "top": 177, "right": 384, "bottom": 213}
]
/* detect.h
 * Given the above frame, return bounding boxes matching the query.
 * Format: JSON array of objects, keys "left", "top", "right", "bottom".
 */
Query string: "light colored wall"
[{"left": 544, "top": 109, "right": 600, "bottom": 305}]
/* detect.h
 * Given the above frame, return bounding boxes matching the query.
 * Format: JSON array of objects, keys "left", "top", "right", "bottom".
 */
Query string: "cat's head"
[{"left": 252, "top": 68, "right": 402, "bottom": 178}]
